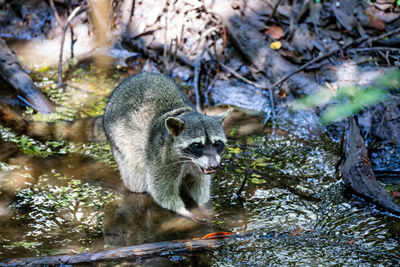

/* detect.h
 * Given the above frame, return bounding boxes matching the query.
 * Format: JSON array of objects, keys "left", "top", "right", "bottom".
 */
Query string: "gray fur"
[{"left": 103, "top": 72, "right": 230, "bottom": 220}]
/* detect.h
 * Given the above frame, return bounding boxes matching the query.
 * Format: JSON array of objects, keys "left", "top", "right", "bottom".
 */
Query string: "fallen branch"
[
  {"left": 270, "top": 26, "right": 400, "bottom": 90},
  {"left": 1, "top": 234, "right": 234, "bottom": 266},
  {"left": 338, "top": 117, "right": 400, "bottom": 215},
  {"left": 0, "top": 39, "right": 54, "bottom": 113}
]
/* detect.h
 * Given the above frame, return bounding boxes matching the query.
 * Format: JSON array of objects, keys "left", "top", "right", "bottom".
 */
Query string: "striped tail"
[{"left": 0, "top": 103, "right": 106, "bottom": 142}]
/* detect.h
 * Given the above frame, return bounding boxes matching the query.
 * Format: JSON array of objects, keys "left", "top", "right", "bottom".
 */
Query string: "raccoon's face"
[{"left": 165, "top": 110, "right": 232, "bottom": 174}]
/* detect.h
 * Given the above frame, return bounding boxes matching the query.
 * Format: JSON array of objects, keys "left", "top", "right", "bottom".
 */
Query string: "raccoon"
[
  {"left": 0, "top": 72, "right": 231, "bottom": 221},
  {"left": 103, "top": 72, "right": 231, "bottom": 221}
]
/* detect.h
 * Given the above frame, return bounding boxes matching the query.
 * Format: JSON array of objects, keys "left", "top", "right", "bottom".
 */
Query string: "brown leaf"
[
  {"left": 366, "top": 9, "right": 386, "bottom": 30},
  {"left": 391, "top": 191, "right": 400, "bottom": 197},
  {"left": 201, "top": 232, "right": 234, "bottom": 239},
  {"left": 289, "top": 226, "right": 306, "bottom": 236},
  {"left": 265, "top": 25, "right": 284, "bottom": 40}
]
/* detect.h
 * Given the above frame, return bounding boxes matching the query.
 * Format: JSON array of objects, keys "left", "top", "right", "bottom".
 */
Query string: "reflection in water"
[{"left": 103, "top": 193, "right": 213, "bottom": 248}]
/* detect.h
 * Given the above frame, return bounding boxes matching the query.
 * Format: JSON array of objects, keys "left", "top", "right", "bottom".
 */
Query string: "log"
[
  {"left": 0, "top": 234, "right": 233, "bottom": 266},
  {"left": 205, "top": 0, "right": 320, "bottom": 96},
  {"left": 338, "top": 117, "right": 400, "bottom": 215},
  {"left": 0, "top": 38, "right": 54, "bottom": 113}
]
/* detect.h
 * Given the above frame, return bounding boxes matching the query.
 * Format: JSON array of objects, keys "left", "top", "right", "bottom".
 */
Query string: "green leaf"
[
  {"left": 250, "top": 177, "right": 267, "bottom": 184},
  {"left": 228, "top": 147, "right": 243, "bottom": 154}
]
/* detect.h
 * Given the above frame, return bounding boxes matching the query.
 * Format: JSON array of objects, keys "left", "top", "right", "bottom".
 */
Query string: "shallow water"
[{"left": 0, "top": 63, "right": 399, "bottom": 265}]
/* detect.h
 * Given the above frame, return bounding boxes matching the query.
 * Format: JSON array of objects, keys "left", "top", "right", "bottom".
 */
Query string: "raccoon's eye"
[
  {"left": 213, "top": 140, "right": 224, "bottom": 148},
  {"left": 190, "top": 142, "right": 202, "bottom": 150},
  {"left": 213, "top": 140, "right": 225, "bottom": 153}
]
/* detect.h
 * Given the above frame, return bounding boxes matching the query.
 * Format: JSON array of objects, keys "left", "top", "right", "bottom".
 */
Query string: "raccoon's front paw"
[
  {"left": 198, "top": 203, "right": 212, "bottom": 220},
  {"left": 176, "top": 207, "right": 206, "bottom": 223}
]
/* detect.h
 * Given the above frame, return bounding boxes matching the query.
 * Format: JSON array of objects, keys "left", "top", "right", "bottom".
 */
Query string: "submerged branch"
[{"left": 1, "top": 234, "right": 234, "bottom": 266}]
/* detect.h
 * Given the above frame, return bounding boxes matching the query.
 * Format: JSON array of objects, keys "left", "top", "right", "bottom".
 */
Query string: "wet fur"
[
  {"left": 103, "top": 73, "right": 229, "bottom": 217},
  {"left": 0, "top": 103, "right": 105, "bottom": 142}
]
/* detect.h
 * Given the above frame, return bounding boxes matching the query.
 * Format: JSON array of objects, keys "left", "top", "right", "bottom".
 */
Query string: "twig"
[
  {"left": 49, "top": 0, "right": 62, "bottom": 26},
  {"left": 205, "top": 46, "right": 268, "bottom": 89},
  {"left": 325, "top": 82, "right": 335, "bottom": 94},
  {"left": 206, "top": 48, "right": 276, "bottom": 122},
  {"left": 267, "top": 81, "right": 276, "bottom": 124},
  {"left": 194, "top": 49, "right": 205, "bottom": 112},
  {"left": 265, "top": 0, "right": 283, "bottom": 24},
  {"left": 188, "top": 26, "right": 219, "bottom": 57},
  {"left": 270, "top": 26, "right": 400, "bottom": 91},
  {"left": 218, "top": 62, "right": 264, "bottom": 89},
  {"left": 236, "top": 171, "right": 248, "bottom": 197},
  {"left": 70, "top": 24, "right": 76, "bottom": 60},
  {"left": 249, "top": 169, "right": 321, "bottom": 202},
  {"left": 58, "top": 5, "right": 85, "bottom": 86},
  {"left": 204, "top": 72, "right": 218, "bottom": 106},
  {"left": 348, "top": 47, "right": 400, "bottom": 53}
]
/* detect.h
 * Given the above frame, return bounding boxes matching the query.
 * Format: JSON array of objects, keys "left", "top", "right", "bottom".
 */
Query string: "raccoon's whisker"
[
  {"left": 171, "top": 157, "right": 193, "bottom": 165},
  {"left": 171, "top": 160, "right": 192, "bottom": 165},
  {"left": 179, "top": 156, "right": 193, "bottom": 162},
  {"left": 220, "top": 146, "right": 228, "bottom": 155},
  {"left": 181, "top": 154, "right": 195, "bottom": 160},
  {"left": 194, "top": 164, "right": 202, "bottom": 172}
]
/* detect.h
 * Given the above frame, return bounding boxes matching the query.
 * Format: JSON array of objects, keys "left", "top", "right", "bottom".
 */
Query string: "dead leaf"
[
  {"left": 265, "top": 25, "right": 284, "bottom": 39},
  {"left": 366, "top": 9, "right": 386, "bottom": 30},
  {"left": 277, "top": 88, "right": 287, "bottom": 100},
  {"left": 202, "top": 232, "right": 234, "bottom": 239},
  {"left": 289, "top": 226, "right": 306, "bottom": 236},
  {"left": 391, "top": 191, "right": 400, "bottom": 197}
]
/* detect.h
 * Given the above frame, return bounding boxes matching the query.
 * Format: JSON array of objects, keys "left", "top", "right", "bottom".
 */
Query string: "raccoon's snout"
[
  {"left": 203, "top": 165, "right": 218, "bottom": 174},
  {"left": 201, "top": 156, "right": 220, "bottom": 174}
]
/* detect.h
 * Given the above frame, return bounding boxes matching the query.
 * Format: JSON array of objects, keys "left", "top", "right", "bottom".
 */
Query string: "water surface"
[{"left": 0, "top": 63, "right": 399, "bottom": 265}]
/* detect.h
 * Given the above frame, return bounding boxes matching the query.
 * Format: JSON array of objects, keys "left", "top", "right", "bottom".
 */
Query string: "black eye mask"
[{"left": 183, "top": 139, "right": 225, "bottom": 158}]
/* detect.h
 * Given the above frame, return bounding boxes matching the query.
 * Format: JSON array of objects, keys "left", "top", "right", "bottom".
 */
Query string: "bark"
[
  {"left": 338, "top": 117, "right": 400, "bottom": 215},
  {"left": 116, "top": 0, "right": 135, "bottom": 39},
  {"left": 0, "top": 38, "right": 54, "bottom": 113},
  {"left": 0, "top": 235, "right": 233, "bottom": 266}
]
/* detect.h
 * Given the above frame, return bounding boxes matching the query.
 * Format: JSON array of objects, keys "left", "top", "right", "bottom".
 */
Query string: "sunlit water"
[
  {"left": 1, "top": 130, "right": 399, "bottom": 265},
  {"left": 0, "top": 63, "right": 399, "bottom": 265}
]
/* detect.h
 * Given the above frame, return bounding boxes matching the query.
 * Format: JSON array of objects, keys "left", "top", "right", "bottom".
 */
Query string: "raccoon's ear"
[
  {"left": 165, "top": 117, "right": 185, "bottom": 137},
  {"left": 214, "top": 108, "right": 233, "bottom": 123}
]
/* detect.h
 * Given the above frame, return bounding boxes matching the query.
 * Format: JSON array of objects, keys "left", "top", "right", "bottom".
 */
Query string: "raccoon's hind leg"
[{"left": 112, "top": 146, "right": 148, "bottom": 193}]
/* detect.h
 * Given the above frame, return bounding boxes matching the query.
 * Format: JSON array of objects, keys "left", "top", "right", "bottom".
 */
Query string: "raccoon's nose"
[{"left": 209, "top": 160, "right": 219, "bottom": 170}]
